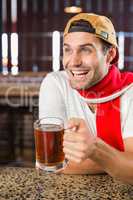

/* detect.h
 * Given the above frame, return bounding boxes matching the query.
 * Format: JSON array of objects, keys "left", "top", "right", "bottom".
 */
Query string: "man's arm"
[
  {"left": 62, "top": 118, "right": 133, "bottom": 184},
  {"left": 87, "top": 137, "right": 133, "bottom": 184},
  {"left": 60, "top": 159, "right": 105, "bottom": 175}
]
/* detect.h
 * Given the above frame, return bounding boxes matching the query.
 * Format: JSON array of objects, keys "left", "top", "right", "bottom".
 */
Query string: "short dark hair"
[
  {"left": 68, "top": 20, "right": 95, "bottom": 34},
  {"left": 69, "top": 20, "right": 112, "bottom": 54}
]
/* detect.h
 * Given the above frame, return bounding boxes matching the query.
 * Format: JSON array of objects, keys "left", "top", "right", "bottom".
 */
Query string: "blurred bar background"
[{"left": 0, "top": 0, "right": 133, "bottom": 167}]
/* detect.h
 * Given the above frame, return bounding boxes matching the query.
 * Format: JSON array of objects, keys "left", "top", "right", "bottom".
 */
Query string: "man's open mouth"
[{"left": 71, "top": 70, "right": 89, "bottom": 78}]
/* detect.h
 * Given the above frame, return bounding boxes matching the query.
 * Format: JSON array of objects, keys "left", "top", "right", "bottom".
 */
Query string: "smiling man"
[
  {"left": 39, "top": 13, "right": 133, "bottom": 183},
  {"left": 63, "top": 31, "right": 113, "bottom": 89}
]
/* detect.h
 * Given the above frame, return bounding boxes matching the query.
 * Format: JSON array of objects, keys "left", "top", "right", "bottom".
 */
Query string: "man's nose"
[{"left": 70, "top": 52, "right": 82, "bottom": 67}]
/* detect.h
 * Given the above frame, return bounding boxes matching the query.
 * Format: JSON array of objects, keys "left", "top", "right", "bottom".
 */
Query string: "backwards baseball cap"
[{"left": 64, "top": 13, "right": 119, "bottom": 64}]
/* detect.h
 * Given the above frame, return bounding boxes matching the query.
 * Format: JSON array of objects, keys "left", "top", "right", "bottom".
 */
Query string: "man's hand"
[
  {"left": 56, "top": 118, "right": 104, "bottom": 174},
  {"left": 63, "top": 118, "right": 96, "bottom": 163}
]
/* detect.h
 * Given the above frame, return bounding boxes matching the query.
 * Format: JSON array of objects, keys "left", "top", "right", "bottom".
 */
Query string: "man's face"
[{"left": 63, "top": 32, "right": 110, "bottom": 90}]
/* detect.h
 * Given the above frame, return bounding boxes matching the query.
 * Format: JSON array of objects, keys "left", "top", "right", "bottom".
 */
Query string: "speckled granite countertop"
[{"left": 0, "top": 167, "right": 133, "bottom": 200}]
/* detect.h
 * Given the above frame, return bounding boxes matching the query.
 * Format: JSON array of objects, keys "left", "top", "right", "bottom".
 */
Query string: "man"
[{"left": 39, "top": 13, "right": 133, "bottom": 184}]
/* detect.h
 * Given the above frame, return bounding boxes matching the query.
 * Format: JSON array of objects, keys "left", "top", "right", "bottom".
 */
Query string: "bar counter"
[{"left": 0, "top": 167, "right": 133, "bottom": 199}]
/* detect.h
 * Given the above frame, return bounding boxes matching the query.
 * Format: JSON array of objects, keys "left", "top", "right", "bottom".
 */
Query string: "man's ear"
[{"left": 106, "top": 47, "right": 117, "bottom": 65}]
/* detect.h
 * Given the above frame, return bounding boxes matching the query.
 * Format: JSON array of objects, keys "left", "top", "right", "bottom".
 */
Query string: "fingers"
[
  {"left": 65, "top": 154, "right": 81, "bottom": 163},
  {"left": 63, "top": 136, "right": 88, "bottom": 151},
  {"left": 63, "top": 118, "right": 94, "bottom": 163},
  {"left": 63, "top": 132, "right": 89, "bottom": 163},
  {"left": 63, "top": 146, "right": 87, "bottom": 163},
  {"left": 64, "top": 131, "right": 86, "bottom": 142},
  {"left": 63, "top": 139, "right": 88, "bottom": 162}
]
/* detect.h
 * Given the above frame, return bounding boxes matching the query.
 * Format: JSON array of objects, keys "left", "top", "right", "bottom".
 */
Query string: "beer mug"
[{"left": 34, "top": 117, "right": 66, "bottom": 172}]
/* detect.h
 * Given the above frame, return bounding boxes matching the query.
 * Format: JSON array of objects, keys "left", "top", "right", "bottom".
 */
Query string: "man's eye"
[
  {"left": 81, "top": 47, "right": 92, "bottom": 53},
  {"left": 63, "top": 48, "right": 71, "bottom": 54}
]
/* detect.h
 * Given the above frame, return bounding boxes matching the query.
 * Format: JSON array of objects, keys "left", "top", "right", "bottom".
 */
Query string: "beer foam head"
[{"left": 40, "top": 124, "right": 63, "bottom": 132}]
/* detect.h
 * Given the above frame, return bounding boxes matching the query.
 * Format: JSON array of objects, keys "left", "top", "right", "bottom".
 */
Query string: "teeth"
[
  {"left": 71, "top": 70, "right": 88, "bottom": 79},
  {"left": 72, "top": 71, "right": 88, "bottom": 75}
]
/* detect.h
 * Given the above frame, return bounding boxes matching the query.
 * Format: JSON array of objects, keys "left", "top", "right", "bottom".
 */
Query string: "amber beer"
[{"left": 34, "top": 118, "right": 65, "bottom": 171}]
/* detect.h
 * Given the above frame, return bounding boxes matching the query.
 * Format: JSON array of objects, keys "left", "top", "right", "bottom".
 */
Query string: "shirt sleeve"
[
  {"left": 121, "top": 86, "right": 133, "bottom": 139},
  {"left": 39, "top": 73, "right": 67, "bottom": 121}
]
